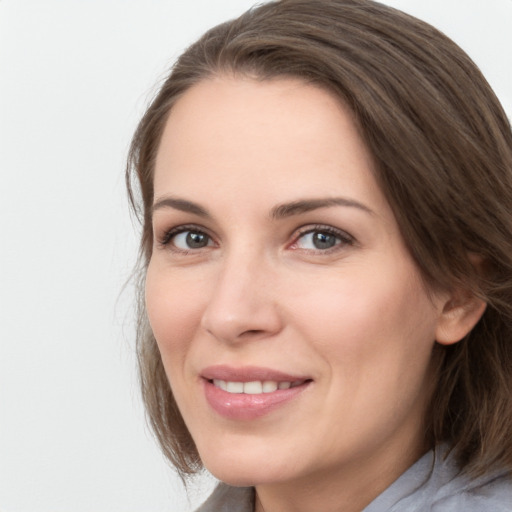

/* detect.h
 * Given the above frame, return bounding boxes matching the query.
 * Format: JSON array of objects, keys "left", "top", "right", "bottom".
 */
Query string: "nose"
[{"left": 200, "top": 252, "right": 283, "bottom": 344}]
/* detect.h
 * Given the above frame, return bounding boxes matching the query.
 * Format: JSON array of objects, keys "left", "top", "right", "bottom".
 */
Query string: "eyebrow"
[
  {"left": 151, "top": 195, "right": 374, "bottom": 219},
  {"left": 152, "top": 197, "right": 210, "bottom": 217},
  {"left": 271, "top": 197, "right": 374, "bottom": 219}
]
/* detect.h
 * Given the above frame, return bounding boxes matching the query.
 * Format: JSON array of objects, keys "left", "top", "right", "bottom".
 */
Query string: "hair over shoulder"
[{"left": 127, "top": 0, "right": 512, "bottom": 478}]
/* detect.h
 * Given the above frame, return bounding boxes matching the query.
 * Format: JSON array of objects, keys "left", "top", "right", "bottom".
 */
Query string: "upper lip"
[{"left": 201, "top": 365, "right": 310, "bottom": 383}]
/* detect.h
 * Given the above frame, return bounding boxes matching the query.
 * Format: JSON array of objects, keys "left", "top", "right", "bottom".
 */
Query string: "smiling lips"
[
  {"left": 201, "top": 365, "right": 312, "bottom": 420},
  {"left": 212, "top": 379, "right": 304, "bottom": 394}
]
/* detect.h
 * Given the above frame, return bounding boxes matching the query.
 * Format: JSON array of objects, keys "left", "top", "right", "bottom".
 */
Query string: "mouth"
[
  {"left": 200, "top": 365, "right": 313, "bottom": 420},
  {"left": 209, "top": 379, "right": 309, "bottom": 394}
]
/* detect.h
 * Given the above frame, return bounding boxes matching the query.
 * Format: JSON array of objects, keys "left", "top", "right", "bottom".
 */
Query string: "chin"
[
  {"left": 208, "top": 466, "right": 288, "bottom": 488},
  {"left": 200, "top": 446, "right": 296, "bottom": 487}
]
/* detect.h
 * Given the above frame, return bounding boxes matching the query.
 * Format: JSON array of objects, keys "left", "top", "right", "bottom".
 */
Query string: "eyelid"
[
  {"left": 157, "top": 223, "right": 216, "bottom": 249},
  {"left": 154, "top": 222, "right": 355, "bottom": 254},
  {"left": 289, "top": 224, "right": 355, "bottom": 251}
]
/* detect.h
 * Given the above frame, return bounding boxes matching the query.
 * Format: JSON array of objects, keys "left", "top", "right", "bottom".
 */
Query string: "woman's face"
[{"left": 146, "top": 77, "right": 448, "bottom": 490}]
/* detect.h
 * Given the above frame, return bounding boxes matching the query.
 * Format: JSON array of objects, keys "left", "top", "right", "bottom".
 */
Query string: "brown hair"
[{"left": 127, "top": 0, "right": 512, "bottom": 478}]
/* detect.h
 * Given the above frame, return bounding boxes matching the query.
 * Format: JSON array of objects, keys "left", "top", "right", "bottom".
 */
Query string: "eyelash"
[
  {"left": 290, "top": 224, "right": 354, "bottom": 252},
  {"left": 157, "top": 224, "right": 355, "bottom": 254},
  {"left": 158, "top": 224, "right": 214, "bottom": 251}
]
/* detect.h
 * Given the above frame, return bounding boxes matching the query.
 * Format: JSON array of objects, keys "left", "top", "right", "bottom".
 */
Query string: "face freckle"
[{"left": 145, "top": 76, "right": 447, "bottom": 500}]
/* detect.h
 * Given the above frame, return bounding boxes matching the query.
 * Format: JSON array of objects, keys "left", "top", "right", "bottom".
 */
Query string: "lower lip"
[{"left": 203, "top": 379, "right": 310, "bottom": 420}]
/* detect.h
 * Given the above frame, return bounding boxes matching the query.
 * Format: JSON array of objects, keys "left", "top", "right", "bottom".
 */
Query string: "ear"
[{"left": 435, "top": 288, "right": 487, "bottom": 346}]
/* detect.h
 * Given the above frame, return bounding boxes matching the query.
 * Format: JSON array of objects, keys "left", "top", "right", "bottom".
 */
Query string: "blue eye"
[{"left": 294, "top": 227, "right": 352, "bottom": 251}]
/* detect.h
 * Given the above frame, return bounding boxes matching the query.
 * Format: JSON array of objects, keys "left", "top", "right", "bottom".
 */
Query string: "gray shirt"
[{"left": 195, "top": 446, "right": 512, "bottom": 511}]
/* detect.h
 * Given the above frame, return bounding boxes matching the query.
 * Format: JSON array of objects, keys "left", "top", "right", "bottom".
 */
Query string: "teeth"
[
  {"left": 262, "top": 381, "right": 278, "bottom": 393},
  {"left": 212, "top": 379, "right": 301, "bottom": 394},
  {"left": 213, "top": 379, "right": 227, "bottom": 391},
  {"left": 226, "top": 381, "right": 244, "bottom": 393},
  {"left": 244, "top": 381, "right": 263, "bottom": 394}
]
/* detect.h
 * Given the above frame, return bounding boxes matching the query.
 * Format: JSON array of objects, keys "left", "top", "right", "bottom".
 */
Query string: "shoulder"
[
  {"left": 194, "top": 483, "right": 254, "bottom": 512},
  {"left": 364, "top": 445, "right": 512, "bottom": 512},
  {"left": 430, "top": 470, "right": 512, "bottom": 511}
]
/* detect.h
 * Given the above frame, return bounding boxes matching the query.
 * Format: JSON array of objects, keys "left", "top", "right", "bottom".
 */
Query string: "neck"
[{"left": 253, "top": 440, "right": 428, "bottom": 512}]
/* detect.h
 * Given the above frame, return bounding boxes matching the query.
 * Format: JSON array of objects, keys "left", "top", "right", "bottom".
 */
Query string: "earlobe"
[{"left": 435, "top": 291, "right": 487, "bottom": 346}]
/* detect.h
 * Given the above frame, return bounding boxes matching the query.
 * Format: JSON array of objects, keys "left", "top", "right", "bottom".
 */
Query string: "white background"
[{"left": 0, "top": 1, "right": 510, "bottom": 511}]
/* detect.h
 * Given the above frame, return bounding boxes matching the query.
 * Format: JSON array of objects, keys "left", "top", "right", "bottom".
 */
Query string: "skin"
[{"left": 146, "top": 76, "right": 481, "bottom": 512}]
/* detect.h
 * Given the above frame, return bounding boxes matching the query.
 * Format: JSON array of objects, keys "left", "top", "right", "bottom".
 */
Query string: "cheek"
[
  {"left": 289, "top": 262, "right": 439, "bottom": 369},
  {"left": 145, "top": 262, "right": 207, "bottom": 368}
]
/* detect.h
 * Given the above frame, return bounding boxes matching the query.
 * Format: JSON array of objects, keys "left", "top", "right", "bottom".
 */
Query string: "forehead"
[{"left": 153, "top": 76, "right": 387, "bottom": 214}]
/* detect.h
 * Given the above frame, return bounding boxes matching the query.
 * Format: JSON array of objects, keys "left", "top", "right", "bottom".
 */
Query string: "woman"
[{"left": 126, "top": 1, "right": 512, "bottom": 510}]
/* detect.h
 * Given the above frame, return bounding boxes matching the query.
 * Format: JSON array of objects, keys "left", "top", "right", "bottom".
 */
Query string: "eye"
[
  {"left": 298, "top": 231, "right": 338, "bottom": 250},
  {"left": 160, "top": 226, "right": 214, "bottom": 251},
  {"left": 174, "top": 231, "right": 212, "bottom": 249},
  {"left": 292, "top": 226, "right": 353, "bottom": 251}
]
